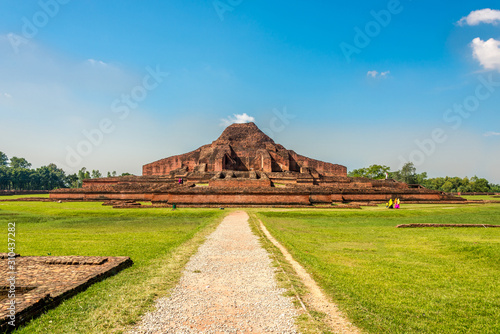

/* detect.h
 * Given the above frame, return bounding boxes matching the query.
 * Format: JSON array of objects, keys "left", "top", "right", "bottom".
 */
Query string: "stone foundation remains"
[
  {"left": 0, "top": 254, "right": 132, "bottom": 332},
  {"left": 51, "top": 122, "right": 465, "bottom": 206}
]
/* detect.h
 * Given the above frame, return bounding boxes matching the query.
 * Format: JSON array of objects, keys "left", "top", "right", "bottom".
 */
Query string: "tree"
[
  {"left": 390, "top": 162, "right": 419, "bottom": 184},
  {"left": 91, "top": 170, "right": 102, "bottom": 179},
  {"left": 414, "top": 172, "right": 428, "bottom": 186},
  {"left": 457, "top": 177, "right": 471, "bottom": 193},
  {"left": 10, "top": 167, "right": 31, "bottom": 189},
  {"left": 75, "top": 167, "right": 91, "bottom": 188},
  {"left": 347, "top": 162, "right": 498, "bottom": 193},
  {"left": 366, "top": 165, "right": 390, "bottom": 179},
  {"left": 441, "top": 180, "right": 454, "bottom": 193},
  {"left": 78, "top": 167, "right": 91, "bottom": 180},
  {"left": 0, "top": 166, "right": 11, "bottom": 190},
  {"left": 9, "top": 156, "right": 31, "bottom": 169},
  {"left": 33, "top": 164, "right": 68, "bottom": 190},
  {"left": 348, "top": 165, "right": 390, "bottom": 179},
  {"left": 470, "top": 176, "right": 490, "bottom": 192},
  {"left": 400, "top": 162, "right": 417, "bottom": 184},
  {"left": 66, "top": 173, "right": 79, "bottom": 188},
  {"left": 106, "top": 171, "right": 117, "bottom": 177},
  {"left": 0, "top": 152, "right": 130, "bottom": 190},
  {"left": 0, "top": 152, "right": 8, "bottom": 166},
  {"left": 422, "top": 177, "right": 445, "bottom": 190},
  {"left": 348, "top": 168, "right": 367, "bottom": 178}
]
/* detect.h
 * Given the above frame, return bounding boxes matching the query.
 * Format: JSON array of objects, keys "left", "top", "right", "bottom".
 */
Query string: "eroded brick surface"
[
  {"left": 143, "top": 122, "right": 347, "bottom": 176},
  {"left": 0, "top": 254, "right": 132, "bottom": 332}
]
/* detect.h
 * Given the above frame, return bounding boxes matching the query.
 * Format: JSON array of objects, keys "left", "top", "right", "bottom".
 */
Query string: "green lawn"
[
  {"left": 0, "top": 194, "right": 50, "bottom": 199},
  {"left": 3, "top": 200, "right": 500, "bottom": 333},
  {"left": 462, "top": 195, "right": 500, "bottom": 201},
  {"left": 256, "top": 204, "right": 500, "bottom": 333},
  {"left": 0, "top": 201, "right": 224, "bottom": 333}
]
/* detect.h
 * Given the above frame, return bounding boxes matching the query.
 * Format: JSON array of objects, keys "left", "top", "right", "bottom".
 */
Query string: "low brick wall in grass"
[
  {"left": 397, "top": 224, "right": 500, "bottom": 228},
  {"left": 0, "top": 254, "right": 132, "bottom": 332}
]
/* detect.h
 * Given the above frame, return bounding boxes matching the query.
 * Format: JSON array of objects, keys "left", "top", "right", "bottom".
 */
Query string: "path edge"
[
  {"left": 248, "top": 212, "right": 362, "bottom": 334},
  {"left": 123, "top": 210, "right": 228, "bottom": 333}
]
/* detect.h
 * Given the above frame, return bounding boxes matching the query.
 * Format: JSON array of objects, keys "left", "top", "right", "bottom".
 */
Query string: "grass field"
[
  {"left": 461, "top": 195, "right": 500, "bottom": 201},
  {"left": 0, "top": 201, "right": 224, "bottom": 333},
  {"left": 3, "top": 200, "right": 500, "bottom": 333},
  {"left": 0, "top": 194, "right": 50, "bottom": 199},
  {"left": 256, "top": 204, "right": 500, "bottom": 333}
]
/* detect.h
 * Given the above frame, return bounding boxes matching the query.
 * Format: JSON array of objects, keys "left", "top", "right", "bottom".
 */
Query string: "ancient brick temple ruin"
[
  {"left": 50, "top": 122, "right": 464, "bottom": 206},
  {"left": 0, "top": 253, "right": 131, "bottom": 331}
]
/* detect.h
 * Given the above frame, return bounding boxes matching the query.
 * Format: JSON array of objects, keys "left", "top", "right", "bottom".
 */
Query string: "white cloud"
[
  {"left": 220, "top": 113, "right": 255, "bottom": 126},
  {"left": 471, "top": 37, "right": 500, "bottom": 71},
  {"left": 367, "top": 70, "right": 390, "bottom": 78},
  {"left": 87, "top": 58, "right": 107, "bottom": 66},
  {"left": 458, "top": 8, "right": 500, "bottom": 26},
  {"left": 484, "top": 131, "right": 500, "bottom": 137},
  {"left": 3, "top": 93, "right": 12, "bottom": 98},
  {"left": 0, "top": 34, "right": 152, "bottom": 173}
]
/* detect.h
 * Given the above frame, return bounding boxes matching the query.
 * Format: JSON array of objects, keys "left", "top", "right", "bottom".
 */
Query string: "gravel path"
[{"left": 129, "top": 211, "right": 299, "bottom": 333}]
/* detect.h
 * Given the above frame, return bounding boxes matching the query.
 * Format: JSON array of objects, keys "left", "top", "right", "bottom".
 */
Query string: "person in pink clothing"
[{"left": 395, "top": 198, "right": 400, "bottom": 209}]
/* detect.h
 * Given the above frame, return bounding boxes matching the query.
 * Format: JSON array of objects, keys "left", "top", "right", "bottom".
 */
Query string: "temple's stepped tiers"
[
  {"left": 142, "top": 122, "right": 346, "bottom": 176},
  {"left": 51, "top": 123, "right": 465, "bottom": 206}
]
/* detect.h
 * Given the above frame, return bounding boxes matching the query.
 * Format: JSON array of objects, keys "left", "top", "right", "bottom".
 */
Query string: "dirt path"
[
  {"left": 259, "top": 220, "right": 361, "bottom": 334},
  {"left": 129, "top": 211, "right": 299, "bottom": 333}
]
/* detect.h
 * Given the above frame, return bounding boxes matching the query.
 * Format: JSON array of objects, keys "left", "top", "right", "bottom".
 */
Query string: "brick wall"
[
  {"left": 153, "top": 193, "right": 311, "bottom": 205},
  {"left": 209, "top": 179, "right": 272, "bottom": 188}
]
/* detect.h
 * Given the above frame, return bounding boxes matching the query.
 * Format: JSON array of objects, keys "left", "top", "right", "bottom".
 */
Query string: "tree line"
[
  {"left": 348, "top": 163, "right": 500, "bottom": 193},
  {"left": 1, "top": 151, "right": 498, "bottom": 193},
  {"left": 0, "top": 151, "right": 131, "bottom": 191}
]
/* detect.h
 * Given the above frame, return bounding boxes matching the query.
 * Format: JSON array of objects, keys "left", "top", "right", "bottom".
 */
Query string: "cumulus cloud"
[
  {"left": 220, "top": 113, "right": 255, "bottom": 126},
  {"left": 3, "top": 93, "right": 12, "bottom": 98},
  {"left": 484, "top": 131, "right": 500, "bottom": 137},
  {"left": 471, "top": 37, "right": 500, "bottom": 71},
  {"left": 367, "top": 70, "right": 390, "bottom": 78},
  {"left": 458, "top": 8, "right": 500, "bottom": 26}
]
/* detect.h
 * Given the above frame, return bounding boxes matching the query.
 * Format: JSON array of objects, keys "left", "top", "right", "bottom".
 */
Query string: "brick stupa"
[
  {"left": 143, "top": 122, "right": 346, "bottom": 176},
  {"left": 51, "top": 122, "right": 465, "bottom": 206}
]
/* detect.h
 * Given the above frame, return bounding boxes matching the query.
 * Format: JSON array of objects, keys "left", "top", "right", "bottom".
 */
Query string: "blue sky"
[{"left": 1, "top": 1, "right": 499, "bottom": 182}]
